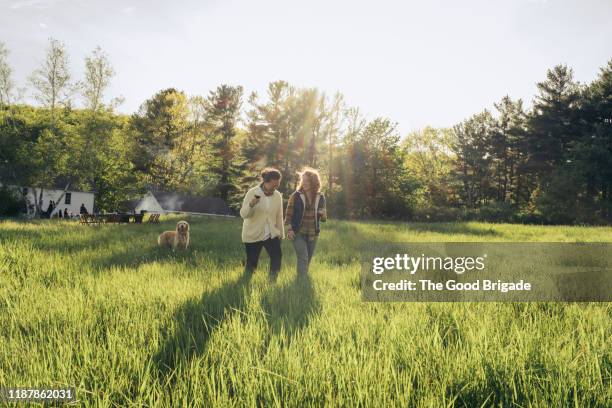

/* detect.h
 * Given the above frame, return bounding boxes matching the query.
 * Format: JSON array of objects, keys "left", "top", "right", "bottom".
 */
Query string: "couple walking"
[{"left": 239, "top": 167, "right": 326, "bottom": 281}]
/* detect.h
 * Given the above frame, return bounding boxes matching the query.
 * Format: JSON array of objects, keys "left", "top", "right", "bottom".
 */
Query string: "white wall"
[{"left": 22, "top": 187, "right": 94, "bottom": 216}]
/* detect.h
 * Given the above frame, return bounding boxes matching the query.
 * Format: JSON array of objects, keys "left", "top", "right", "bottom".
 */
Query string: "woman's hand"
[
  {"left": 318, "top": 208, "right": 327, "bottom": 221},
  {"left": 287, "top": 230, "right": 295, "bottom": 240}
]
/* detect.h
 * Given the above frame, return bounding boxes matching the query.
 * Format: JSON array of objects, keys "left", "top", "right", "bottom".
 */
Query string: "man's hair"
[{"left": 260, "top": 167, "right": 282, "bottom": 182}]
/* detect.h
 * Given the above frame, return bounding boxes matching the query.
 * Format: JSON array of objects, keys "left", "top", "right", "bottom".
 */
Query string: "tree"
[
  {"left": 21, "top": 38, "right": 77, "bottom": 215},
  {"left": 341, "top": 117, "right": 413, "bottom": 218},
  {"left": 574, "top": 59, "right": 612, "bottom": 221},
  {"left": 131, "top": 88, "right": 205, "bottom": 191},
  {"left": 48, "top": 46, "right": 119, "bottom": 217},
  {"left": 28, "top": 38, "right": 75, "bottom": 122},
  {"left": 0, "top": 43, "right": 21, "bottom": 182},
  {"left": 451, "top": 110, "right": 495, "bottom": 208},
  {"left": 243, "top": 81, "right": 300, "bottom": 192},
  {"left": 81, "top": 46, "right": 115, "bottom": 113},
  {"left": 524, "top": 65, "right": 584, "bottom": 222},
  {"left": 302, "top": 88, "right": 323, "bottom": 167},
  {"left": 403, "top": 127, "right": 455, "bottom": 207},
  {"left": 86, "top": 114, "right": 141, "bottom": 211},
  {"left": 24, "top": 125, "right": 73, "bottom": 216},
  {"left": 527, "top": 65, "right": 581, "bottom": 171},
  {"left": 0, "top": 42, "right": 16, "bottom": 106},
  {"left": 323, "top": 92, "right": 345, "bottom": 193},
  {"left": 241, "top": 82, "right": 345, "bottom": 194},
  {"left": 238, "top": 91, "right": 270, "bottom": 187},
  {"left": 491, "top": 96, "right": 529, "bottom": 205},
  {"left": 204, "top": 84, "right": 243, "bottom": 203}
]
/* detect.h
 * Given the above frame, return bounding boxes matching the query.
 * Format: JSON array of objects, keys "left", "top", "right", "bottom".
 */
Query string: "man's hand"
[
  {"left": 249, "top": 196, "right": 260, "bottom": 207},
  {"left": 287, "top": 230, "right": 295, "bottom": 240}
]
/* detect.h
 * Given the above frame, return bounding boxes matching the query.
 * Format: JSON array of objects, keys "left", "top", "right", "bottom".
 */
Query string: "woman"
[{"left": 285, "top": 167, "right": 327, "bottom": 276}]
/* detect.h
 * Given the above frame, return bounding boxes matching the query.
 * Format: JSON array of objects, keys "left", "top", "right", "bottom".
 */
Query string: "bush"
[
  {"left": 412, "top": 202, "right": 527, "bottom": 223},
  {"left": 533, "top": 169, "right": 581, "bottom": 224},
  {"left": 476, "top": 202, "right": 515, "bottom": 222},
  {"left": 0, "top": 186, "right": 25, "bottom": 216},
  {"left": 411, "top": 205, "right": 467, "bottom": 222},
  {"left": 325, "top": 187, "right": 348, "bottom": 219},
  {"left": 513, "top": 209, "right": 545, "bottom": 224}
]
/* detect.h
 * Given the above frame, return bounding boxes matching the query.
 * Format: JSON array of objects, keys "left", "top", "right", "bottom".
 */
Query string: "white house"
[{"left": 20, "top": 186, "right": 95, "bottom": 216}]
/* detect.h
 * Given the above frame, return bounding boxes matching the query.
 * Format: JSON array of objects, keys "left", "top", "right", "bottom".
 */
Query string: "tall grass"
[{"left": 0, "top": 217, "right": 610, "bottom": 406}]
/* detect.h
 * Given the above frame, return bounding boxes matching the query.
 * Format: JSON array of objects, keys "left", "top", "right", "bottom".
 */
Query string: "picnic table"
[{"left": 79, "top": 213, "right": 158, "bottom": 225}]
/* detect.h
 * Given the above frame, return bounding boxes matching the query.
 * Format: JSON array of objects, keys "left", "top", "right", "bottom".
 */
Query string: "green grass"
[{"left": 0, "top": 216, "right": 610, "bottom": 407}]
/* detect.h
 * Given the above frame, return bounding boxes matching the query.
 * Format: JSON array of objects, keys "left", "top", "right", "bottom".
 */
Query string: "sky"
[{"left": 1, "top": 0, "right": 611, "bottom": 135}]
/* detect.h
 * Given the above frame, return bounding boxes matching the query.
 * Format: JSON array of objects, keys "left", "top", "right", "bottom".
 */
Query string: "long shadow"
[
  {"left": 261, "top": 273, "right": 320, "bottom": 342},
  {"left": 153, "top": 269, "right": 254, "bottom": 381},
  {"left": 0, "top": 221, "right": 88, "bottom": 249},
  {"left": 0, "top": 226, "right": 45, "bottom": 243},
  {"left": 87, "top": 235, "right": 202, "bottom": 273},
  {"left": 0, "top": 220, "right": 169, "bottom": 257},
  {"left": 87, "top": 220, "right": 245, "bottom": 271},
  {"left": 0, "top": 218, "right": 245, "bottom": 272}
]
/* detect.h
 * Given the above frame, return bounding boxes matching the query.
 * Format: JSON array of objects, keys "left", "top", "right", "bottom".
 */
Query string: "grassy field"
[{"left": 0, "top": 216, "right": 611, "bottom": 407}]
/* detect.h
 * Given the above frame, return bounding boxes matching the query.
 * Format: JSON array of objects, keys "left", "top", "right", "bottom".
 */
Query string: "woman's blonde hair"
[{"left": 296, "top": 167, "right": 321, "bottom": 193}]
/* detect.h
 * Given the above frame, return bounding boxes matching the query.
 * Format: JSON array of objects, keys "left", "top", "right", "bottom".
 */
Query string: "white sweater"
[{"left": 240, "top": 185, "right": 285, "bottom": 243}]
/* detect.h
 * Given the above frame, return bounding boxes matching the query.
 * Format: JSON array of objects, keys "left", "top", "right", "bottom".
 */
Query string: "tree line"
[{"left": 0, "top": 38, "right": 610, "bottom": 224}]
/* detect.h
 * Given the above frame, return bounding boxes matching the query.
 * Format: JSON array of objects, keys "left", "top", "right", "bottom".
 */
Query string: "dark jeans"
[{"left": 244, "top": 237, "right": 282, "bottom": 280}]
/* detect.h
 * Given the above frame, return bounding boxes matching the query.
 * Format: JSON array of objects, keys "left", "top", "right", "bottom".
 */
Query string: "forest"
[{"left": 1, "top": 38, "right": 610, "bottom": 224}]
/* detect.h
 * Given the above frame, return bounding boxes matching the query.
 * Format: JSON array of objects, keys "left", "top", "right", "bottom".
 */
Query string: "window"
[{"left": 65, "top": 192, "right": 72, "bottom": 205}]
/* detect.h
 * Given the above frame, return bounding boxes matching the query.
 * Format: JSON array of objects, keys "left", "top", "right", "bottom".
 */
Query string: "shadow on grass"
[
  {"left": 153, "top": 269, "right": 254, "bottom": 380},
  {"left": 86, "top": 229, "right": 245, "bottom": 272},
  {"left": 88, "top": 239, "right": 200, "bottom": 271},
  {"left": 261, "top": 273, "right": 320, "bottom": 342},
  {"left": 0, "top": 219, "right": 245, "bottom": 272},
  {"left": 0, "top": 222, "right": 74, "bottom": 247},
  {"left": 153, "top": 271, "right": 321, "bottom": 389},
  {"left": 0, "top": 220, "right": 168, "bottom": 254}
]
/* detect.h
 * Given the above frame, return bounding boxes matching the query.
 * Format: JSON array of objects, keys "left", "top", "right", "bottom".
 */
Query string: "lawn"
[{"left": 0, "top": 216, "right": 610, "bottom": 406}]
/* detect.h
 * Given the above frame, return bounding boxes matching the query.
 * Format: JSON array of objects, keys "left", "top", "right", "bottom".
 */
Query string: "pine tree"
[{"left": 204, "top": 85, "right": 243, "bottom": 203}]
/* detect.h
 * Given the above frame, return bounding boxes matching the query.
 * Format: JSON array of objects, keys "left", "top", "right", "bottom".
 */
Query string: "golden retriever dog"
[{"left": 157, "top": 220, "right": 190, "bottom": 250}]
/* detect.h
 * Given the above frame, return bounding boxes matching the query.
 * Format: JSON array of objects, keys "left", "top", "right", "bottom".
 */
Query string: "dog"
[{"left": 157, "top": 220, "right": 190, "bottom": 251}]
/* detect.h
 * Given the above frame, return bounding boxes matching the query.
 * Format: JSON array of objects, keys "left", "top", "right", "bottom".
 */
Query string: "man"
[{"left": 240, "top": 168, "right": 285, "bottom": 281}]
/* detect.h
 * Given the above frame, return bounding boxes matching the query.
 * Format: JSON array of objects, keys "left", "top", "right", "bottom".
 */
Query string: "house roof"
[
  {"left": 151, "top": 192, "right": 231, "bottom": 215},
  {"left": 9, "top": 185, "right": 94, "bottom": 194}
]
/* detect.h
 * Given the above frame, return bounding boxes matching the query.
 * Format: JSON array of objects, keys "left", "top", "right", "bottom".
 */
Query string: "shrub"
[
  {"left": 476, "top": 202, "right": 515, "bottom": 222},
  {"left": 0, "top": 186, "right": 25, "bottom": 216},
  {"left": 411, "top": 205, "right": 466, "bottom": 222}
]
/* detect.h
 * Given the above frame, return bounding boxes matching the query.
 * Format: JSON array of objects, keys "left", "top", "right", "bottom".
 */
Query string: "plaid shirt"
[
  {"left": 300, "top": 194, "right": 318, "bottom": 241},
  {"left": 285, "top": 191, "right": 319, "bottom": 241}
]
